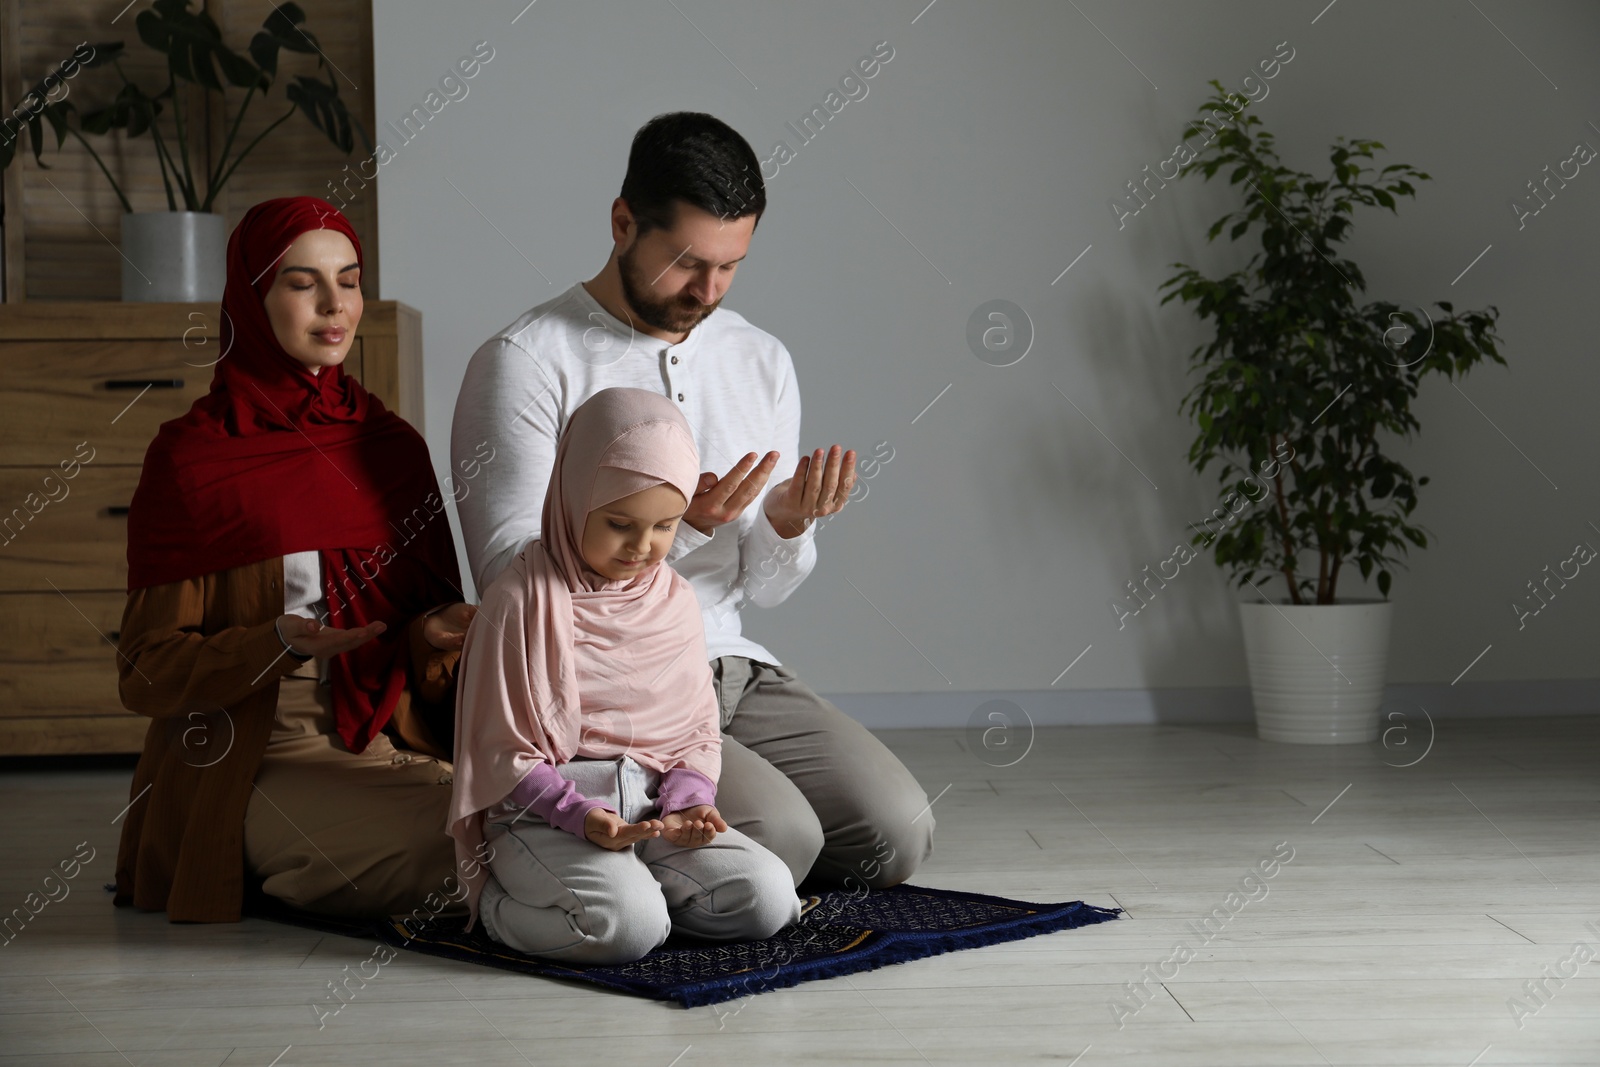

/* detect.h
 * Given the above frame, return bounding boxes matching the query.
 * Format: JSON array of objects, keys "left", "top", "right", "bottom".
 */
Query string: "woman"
[{"left": 114, "top": 196, "right": 476, "bottom": 923}]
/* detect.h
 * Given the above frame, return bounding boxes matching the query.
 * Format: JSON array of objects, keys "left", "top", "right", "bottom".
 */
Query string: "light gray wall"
[{"left": 372, "top": 1, "right": 1599, "bottom": 700}]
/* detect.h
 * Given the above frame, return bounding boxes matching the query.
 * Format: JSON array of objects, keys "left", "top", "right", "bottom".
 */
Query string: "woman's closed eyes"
[{"left": 289, "top": 281, "right": 360, "bottom": 292}]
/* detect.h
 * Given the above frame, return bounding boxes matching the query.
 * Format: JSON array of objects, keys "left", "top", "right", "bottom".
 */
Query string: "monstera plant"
[
  {"left": 2, "top": 0, "right": 367, "bottom": 299},
  {"left": 1160, "top": 81, "right": 1505, "bottom": 743}
]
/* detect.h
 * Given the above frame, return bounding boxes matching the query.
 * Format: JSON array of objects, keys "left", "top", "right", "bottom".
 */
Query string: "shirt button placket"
[{"left": 663, "top": 349, "right": 685, "bottom": 403}]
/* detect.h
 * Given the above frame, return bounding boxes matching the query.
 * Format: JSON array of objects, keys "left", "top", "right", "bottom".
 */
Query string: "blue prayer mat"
[{"left": 302, "top": 883, "right": 1123, "bottom": 1007}]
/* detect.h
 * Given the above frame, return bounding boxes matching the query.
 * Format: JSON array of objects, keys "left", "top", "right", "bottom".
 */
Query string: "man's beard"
[{"left": 617, "top": 242, "right": 721, "bottom": 334}]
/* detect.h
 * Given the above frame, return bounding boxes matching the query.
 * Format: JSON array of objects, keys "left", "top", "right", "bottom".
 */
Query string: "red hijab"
[{"left": 126, "top": 197, "right": 462, "bottom": 752}]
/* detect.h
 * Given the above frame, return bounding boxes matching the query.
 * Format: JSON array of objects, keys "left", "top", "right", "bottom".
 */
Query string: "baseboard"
[{"left": 822, "top": 679, "right": 1600, "bottom": 730}]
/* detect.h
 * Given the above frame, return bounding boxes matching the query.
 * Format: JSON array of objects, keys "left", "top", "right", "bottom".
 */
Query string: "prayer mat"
[{"left": 247, "top": 883, "right": 1122, "bottom": 1008}]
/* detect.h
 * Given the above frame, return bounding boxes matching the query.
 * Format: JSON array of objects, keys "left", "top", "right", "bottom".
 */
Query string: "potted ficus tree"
[
  {"left": 1160, "top": 82, "right": 1506, "bottom": 744},
  {"left": 0, "top": 0, "right": 366, "bottom": 301}
]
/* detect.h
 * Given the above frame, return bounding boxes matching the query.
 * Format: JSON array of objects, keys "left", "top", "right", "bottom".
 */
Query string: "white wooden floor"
[{"left": 3, "top": 717, "right": 1598, "bottom": 1065}]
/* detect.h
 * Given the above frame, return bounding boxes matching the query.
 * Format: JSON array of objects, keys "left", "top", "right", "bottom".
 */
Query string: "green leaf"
[
  {"left": 41, "top": 104, "right": 68, "bottom": 147},
  {"left": 26, "top": 113, "right": 45, "bottom": 165},
  {"left": 285, "top": 73, "right": 359, "bottom": 154},
  {"left": 77, "top": 41, "right": 126, "bottom": 68},
  {"left": 137, "top": 0, "right": 257, "bottom": 90},
  {"left": 251, "top": 1, "right": 317, "bottom": 78}
]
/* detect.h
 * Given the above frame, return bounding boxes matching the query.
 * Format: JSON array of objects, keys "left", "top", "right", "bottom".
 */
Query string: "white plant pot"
[
  {"left": 120, "top": 211, "right": 227, "bottom": 302},
  {"left": 1238, "top": 600, "right": 1392, "bottom": 744}
]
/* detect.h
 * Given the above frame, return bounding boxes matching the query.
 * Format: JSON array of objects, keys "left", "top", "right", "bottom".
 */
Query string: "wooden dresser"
[{"left": 0, "top": 301, "right": 422, "bottom": 755}]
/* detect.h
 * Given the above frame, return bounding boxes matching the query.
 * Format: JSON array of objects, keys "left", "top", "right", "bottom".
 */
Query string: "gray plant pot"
[{"left": 120, "top": 211, "right": 227, "bottom": 302}]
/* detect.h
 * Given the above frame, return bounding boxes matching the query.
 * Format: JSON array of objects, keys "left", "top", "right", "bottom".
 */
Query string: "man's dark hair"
[{"left": 619, "top": 112, "right": 766, "bottom": 238}]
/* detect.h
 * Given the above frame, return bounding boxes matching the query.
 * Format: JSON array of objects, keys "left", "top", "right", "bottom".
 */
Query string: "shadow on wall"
[{"left": 976, "top": 255, "right": 1247, "bottom": 700}]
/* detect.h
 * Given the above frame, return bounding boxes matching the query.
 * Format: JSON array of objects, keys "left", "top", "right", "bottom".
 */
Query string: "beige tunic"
[{"left": 243, "top": 654, "right": 459, "bottom": 917}]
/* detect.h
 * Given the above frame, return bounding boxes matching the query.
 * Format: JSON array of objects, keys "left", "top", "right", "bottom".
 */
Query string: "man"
[{"left": 450, "top": 111, "right": 933, "bottom": 890}]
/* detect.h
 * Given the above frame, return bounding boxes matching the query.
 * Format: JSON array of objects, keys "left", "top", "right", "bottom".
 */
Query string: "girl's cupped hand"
[
  {"left": 584, "top": 808, "right": 663, "bottom": 851},
  {"left": 662, "top": 805, "right": 728, "bottom": 848}
]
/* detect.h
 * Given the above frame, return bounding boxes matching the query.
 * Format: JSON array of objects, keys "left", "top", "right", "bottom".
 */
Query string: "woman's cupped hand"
[
  {"left": 423, "top": 602, "right": 478, "bottom": 650},
  {"left": 278, "top": 602, "right": 477, "bottom": 659},
  {"left": 277, "top": 614, "right": 387, "bottom": 659}
]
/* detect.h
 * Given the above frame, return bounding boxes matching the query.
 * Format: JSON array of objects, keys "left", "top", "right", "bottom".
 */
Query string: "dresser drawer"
[
  {"left": 0, "top": 590, "right": 123, "bottom": 659},
  {"left": 0, "top": 591, "right": 124, "bottom": 717},
  {"left": 0, "top": 338, "right": 367, "bottom": 464},
  {"left": 0, "top": 717, "right": 149, "bottom": 755},
  {"left": 0, "top": 340, "right": 207, "bottom": 463},
  {"left": 0, "top": 662, "right": 125, "bottom": 718},
  {"left": 0, "top": 466, "right": 142, "bottom": 592}
]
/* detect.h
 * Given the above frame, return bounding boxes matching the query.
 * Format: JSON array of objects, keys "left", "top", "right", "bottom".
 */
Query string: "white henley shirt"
[{"left": 450, "top": 282, "right": 818, "bottom": 667}]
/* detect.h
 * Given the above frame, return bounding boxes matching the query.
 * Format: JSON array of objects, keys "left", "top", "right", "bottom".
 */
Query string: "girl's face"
[
  {"left": 580, "top": 482, "right": 688, "bottom": 581},
  {"left": 260, "top": 228, "right": 363, "bottom": 373}
]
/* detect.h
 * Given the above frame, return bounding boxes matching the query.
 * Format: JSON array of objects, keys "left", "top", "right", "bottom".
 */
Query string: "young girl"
[{"left": 449, "top": 387, "right": 800, "bottom": 965}]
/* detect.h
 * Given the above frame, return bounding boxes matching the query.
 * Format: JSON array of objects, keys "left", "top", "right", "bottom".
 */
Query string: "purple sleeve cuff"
[
  {"left": 656, "top": 767, "right": 718, "bottom": 816},
  {"left": 508, "top": 762, "right": 614, "bottom": 838}
]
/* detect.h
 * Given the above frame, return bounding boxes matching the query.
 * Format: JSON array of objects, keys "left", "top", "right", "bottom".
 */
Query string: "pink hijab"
[{"left": 448, "top": 387, "right": 719, "bottom": 923}]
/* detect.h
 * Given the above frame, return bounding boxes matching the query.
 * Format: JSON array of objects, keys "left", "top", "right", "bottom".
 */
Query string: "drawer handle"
[
  {"left": 104, "top": 379, "right": 184, "bottom": 390},
  {"left": 109, "top": 631, "right": 121, "bottom": 642},
  {"left": 107, "top": 506, "right": 131, "bottom": 517}
]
